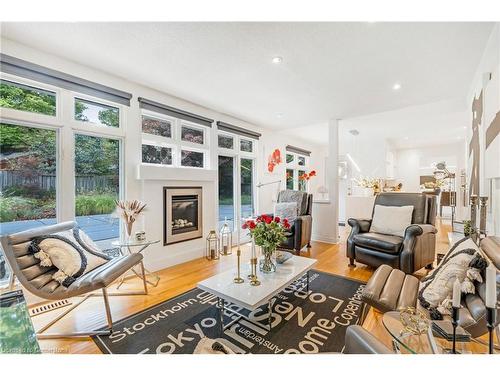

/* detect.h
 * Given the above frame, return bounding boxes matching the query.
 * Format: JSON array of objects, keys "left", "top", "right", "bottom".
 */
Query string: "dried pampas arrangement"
[{"left": 115, "top": 199, "right": 147, "bottom": 238}]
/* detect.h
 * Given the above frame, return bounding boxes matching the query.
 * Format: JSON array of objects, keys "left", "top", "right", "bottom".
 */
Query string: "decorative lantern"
[
  {"left": 219, "top": 218, "right": 233, "bottom": 256},
  {"left": 206, "top": 230, "right": 219, "bottom": 260}
]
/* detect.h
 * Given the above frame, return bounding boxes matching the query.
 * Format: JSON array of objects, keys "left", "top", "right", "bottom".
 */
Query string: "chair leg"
[
  {"left": 307, "top": 242, "right": 311, "bottom": 248},
  {"left": 140, "top": 261, "right": 148, "bottom": 295},
  {"left": 348, "top": 258, "right": 356, "bottom": 267},
  {"left": 425, "top": 263, "right": 434, "bottom": 270},
  {"left": 102, "top": 288, "right": 113, "bottom": 332},
  {"left": 36, "top": 294, "right": 111, "bottom": 339}
]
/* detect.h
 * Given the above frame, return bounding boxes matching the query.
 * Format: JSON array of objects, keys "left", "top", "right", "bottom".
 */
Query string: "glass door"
[
  {"left": 218, "top": 155, "right": 235, "bottom": 231},
  {"left": 240, "top": 158, "right": 255, "bottom": 220}
]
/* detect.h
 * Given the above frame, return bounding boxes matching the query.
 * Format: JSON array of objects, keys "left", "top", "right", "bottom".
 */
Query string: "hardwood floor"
[{"left": 31, "top": 218, "right": 490, "bottom": 354}]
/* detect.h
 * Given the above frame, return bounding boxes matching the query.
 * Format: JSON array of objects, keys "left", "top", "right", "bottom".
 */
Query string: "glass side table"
[
  {"left": 111, "top": 239, "right": 160, "bottom": 288},
  {"left": 382, "top": 311, "right": 476, "bottom": 354},
  {"left": 0, "top": 290, "right": 41, "bottom": 354}
]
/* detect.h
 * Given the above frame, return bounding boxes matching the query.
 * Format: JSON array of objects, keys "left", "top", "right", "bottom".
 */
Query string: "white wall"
[
  {"left": 466, "top": 23, "right": 500, "bottom": 236},
  {"left": 395, "top": 142, "right": 464, "bottom": 192},
  {"left": 1, "top": 37, "right": 333, "bottom": 275}
]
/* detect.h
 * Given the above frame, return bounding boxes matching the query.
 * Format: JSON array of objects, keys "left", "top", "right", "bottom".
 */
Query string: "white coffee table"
[{"left": 197, "top": 255, "right": 317, "bottom": 333}]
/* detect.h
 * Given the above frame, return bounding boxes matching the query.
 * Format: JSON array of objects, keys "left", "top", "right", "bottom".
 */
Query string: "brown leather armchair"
[
  {"left": 274, "top": 190, "right": 313, "bottom": 255},
  {"left": 344, "top": 326, "right": 392, "bottom": 354},
  {"left": 347, "top": 192, "right": 437, "bottom": 274}
]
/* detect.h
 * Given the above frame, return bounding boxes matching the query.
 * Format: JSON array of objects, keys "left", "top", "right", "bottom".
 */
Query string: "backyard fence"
[{"left": 0, "top": 170, "right": 118, "bottom": 192}]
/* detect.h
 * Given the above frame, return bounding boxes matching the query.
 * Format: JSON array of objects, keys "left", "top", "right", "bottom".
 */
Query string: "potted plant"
[{"left": 242, "top": 215, "right": 290, "bottom": 273}]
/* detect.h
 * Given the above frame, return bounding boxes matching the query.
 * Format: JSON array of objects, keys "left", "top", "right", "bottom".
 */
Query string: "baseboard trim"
[
  {"left": 312, "top": 234, "right": 339, "bottom": 244},
  {"left": 144, "top": 246, "right": 205, "bottom": 272}
]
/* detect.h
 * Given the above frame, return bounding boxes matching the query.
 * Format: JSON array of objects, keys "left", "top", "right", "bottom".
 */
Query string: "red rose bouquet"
[{"left": 242, "top": 214, "right": 290, "bottom": 272}]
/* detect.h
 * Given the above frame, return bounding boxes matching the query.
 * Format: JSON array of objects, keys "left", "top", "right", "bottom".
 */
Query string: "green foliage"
[
  {"left": 74, "top": 134, "right": 119, "bottom": 176},
  {"left": 74, "top": 100, "right": 88, "bottom": 121},
  {"left": 0, "top": 193, "right": 117, "bottom": 222},
  {"left": 0, "top": 81, "right": 56, "bottom": 116},
  {"left": 0, "top": 123, "right": 57, "bottom": 174},
  {"left": 75, "top": 193, "right": 117, "bottom": 216},
  {"left": 0, "top": 196, "right": 55, "bottom": 222},
  {"left": 98, "top": 108, "right": 119, "bottom": 127}
]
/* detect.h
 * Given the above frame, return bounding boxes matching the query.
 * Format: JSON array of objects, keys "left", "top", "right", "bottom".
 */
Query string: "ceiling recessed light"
[
  {"left": 392, "top": 83, "right": 402, "bottom": 91},
  {"left": 276, "top": 112, "right": 283, "bottom": 118},
  {"left": 404, "top": 136, "right": 409, "bottom": 140},
  {"left": 272, "top": 56, "right": 283, "bottom": 64}
]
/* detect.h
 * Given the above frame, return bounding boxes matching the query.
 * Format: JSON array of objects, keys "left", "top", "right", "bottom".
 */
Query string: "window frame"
[
  {"left": 216, "top": 128, "right": 258, "bottom": 241},
  {"left": 140, "top": 109, "right": 210, "bottom": 169},
  {"left": 69, "top": 92, "right": 125, "bottom": 138},
  {"left": 141, "top": 112, "right": 174, "bottom": 141},
  {"left": 0, "top": 73, "right": 127, "bottom": 229},
  {"left": 0, "top": 73, "right": 63, "bottom": 126},
  {"left": 285, "top": 151, "right": 310, "bottom": 191},
  {"left": 217, "top": 131, "right": 235, "bottom": 151}
]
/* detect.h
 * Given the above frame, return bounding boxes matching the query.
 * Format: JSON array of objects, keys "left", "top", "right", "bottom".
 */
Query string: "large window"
[
  {"left": 286, "top": 151, "right": 309, "bottom": 191},
  {"left": 74, "top": 134, "right": 120, "bottom": 242},
  {"left": 0, "top": 123, "right": 57, "bottom": 229},
  {"left": 0, "top": 73, "right": 126, "bottom": 288},
  {"left": 0, "top": 122, "right": 57, "bottom": 286}
]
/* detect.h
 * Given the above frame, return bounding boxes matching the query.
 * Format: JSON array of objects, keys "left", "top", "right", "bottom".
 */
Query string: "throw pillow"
[
  {"left": 278, "top": 190, "right": 308, "bottom": 215},
  {"left": 274, "top": 202, "right": 298, "bottom": 224},
  {"left": 29, "top": 228, "right": 111, "bottom": 287},
  {"left": 369, "top": 205, "right": 414, "bottom": 237},
  {"left": 418, "top": 237, "right": 487, "bottom": 319}
]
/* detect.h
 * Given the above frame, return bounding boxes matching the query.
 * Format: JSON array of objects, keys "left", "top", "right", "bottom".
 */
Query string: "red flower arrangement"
[
  {"left": 298, "top": 170, "right": 317, "bottom": 181},
  {"left": 242, "top": 214, "right": 290, "bottom": 251}
]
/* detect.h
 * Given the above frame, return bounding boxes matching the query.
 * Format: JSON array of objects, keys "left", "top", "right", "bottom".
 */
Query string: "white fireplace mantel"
[{"left": 137, "top": 164, "right": 217, "bottom": 182}]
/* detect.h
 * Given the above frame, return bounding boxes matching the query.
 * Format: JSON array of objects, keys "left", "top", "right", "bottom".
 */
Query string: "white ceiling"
[
  {"left": 290, "top": 99, "right": 469, "bottom": 149},
  {"left": 1, "top": 22, "right": 494, "bottom": 132}
]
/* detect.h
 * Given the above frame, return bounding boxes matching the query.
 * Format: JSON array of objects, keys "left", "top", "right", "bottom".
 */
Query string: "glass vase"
[{"left": 259, "top": 247, "right": 277, "bottom": 273}]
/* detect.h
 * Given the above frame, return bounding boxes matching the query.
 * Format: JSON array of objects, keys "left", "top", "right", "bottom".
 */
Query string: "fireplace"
[{"left": 163, "top": 187, "right": 203, "bottom": 245}]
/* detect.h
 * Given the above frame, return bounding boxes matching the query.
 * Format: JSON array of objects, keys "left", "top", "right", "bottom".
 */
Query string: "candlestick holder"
[
  {"left": 487, "top": 307, "right": 496, "bottom": 354},
  {"left": 249, "top": 258, "right": 261, "bottom": 286},
  {"left": 233, "top": 249, "right": 244, "bottom": 284},
  {"left": 451, "top": 306, "right": 459, "bottom": 354},
  {"left": 470, "top": 195, "right": 479, "bottom": 244}
]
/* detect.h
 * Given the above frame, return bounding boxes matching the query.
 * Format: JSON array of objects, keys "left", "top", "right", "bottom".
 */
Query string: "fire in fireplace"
[{"left": 163, "top": 187, "right": 203, "bottom": 245}]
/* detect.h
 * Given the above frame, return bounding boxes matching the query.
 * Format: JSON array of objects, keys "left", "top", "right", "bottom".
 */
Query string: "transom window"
[
  {"left": 140, "top": 110, "right": 209, "bottom": 169},
  {"left": 74, "top": 97, "right": 120, "bottom": 128},
  {"left": 1, "top": 79, "right": 56, "bottom": 116}
]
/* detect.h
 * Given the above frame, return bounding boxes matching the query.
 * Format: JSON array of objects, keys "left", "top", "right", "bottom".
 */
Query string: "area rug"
[{"left": 92, "top": 270, "right": 366, "bottom": 354}]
